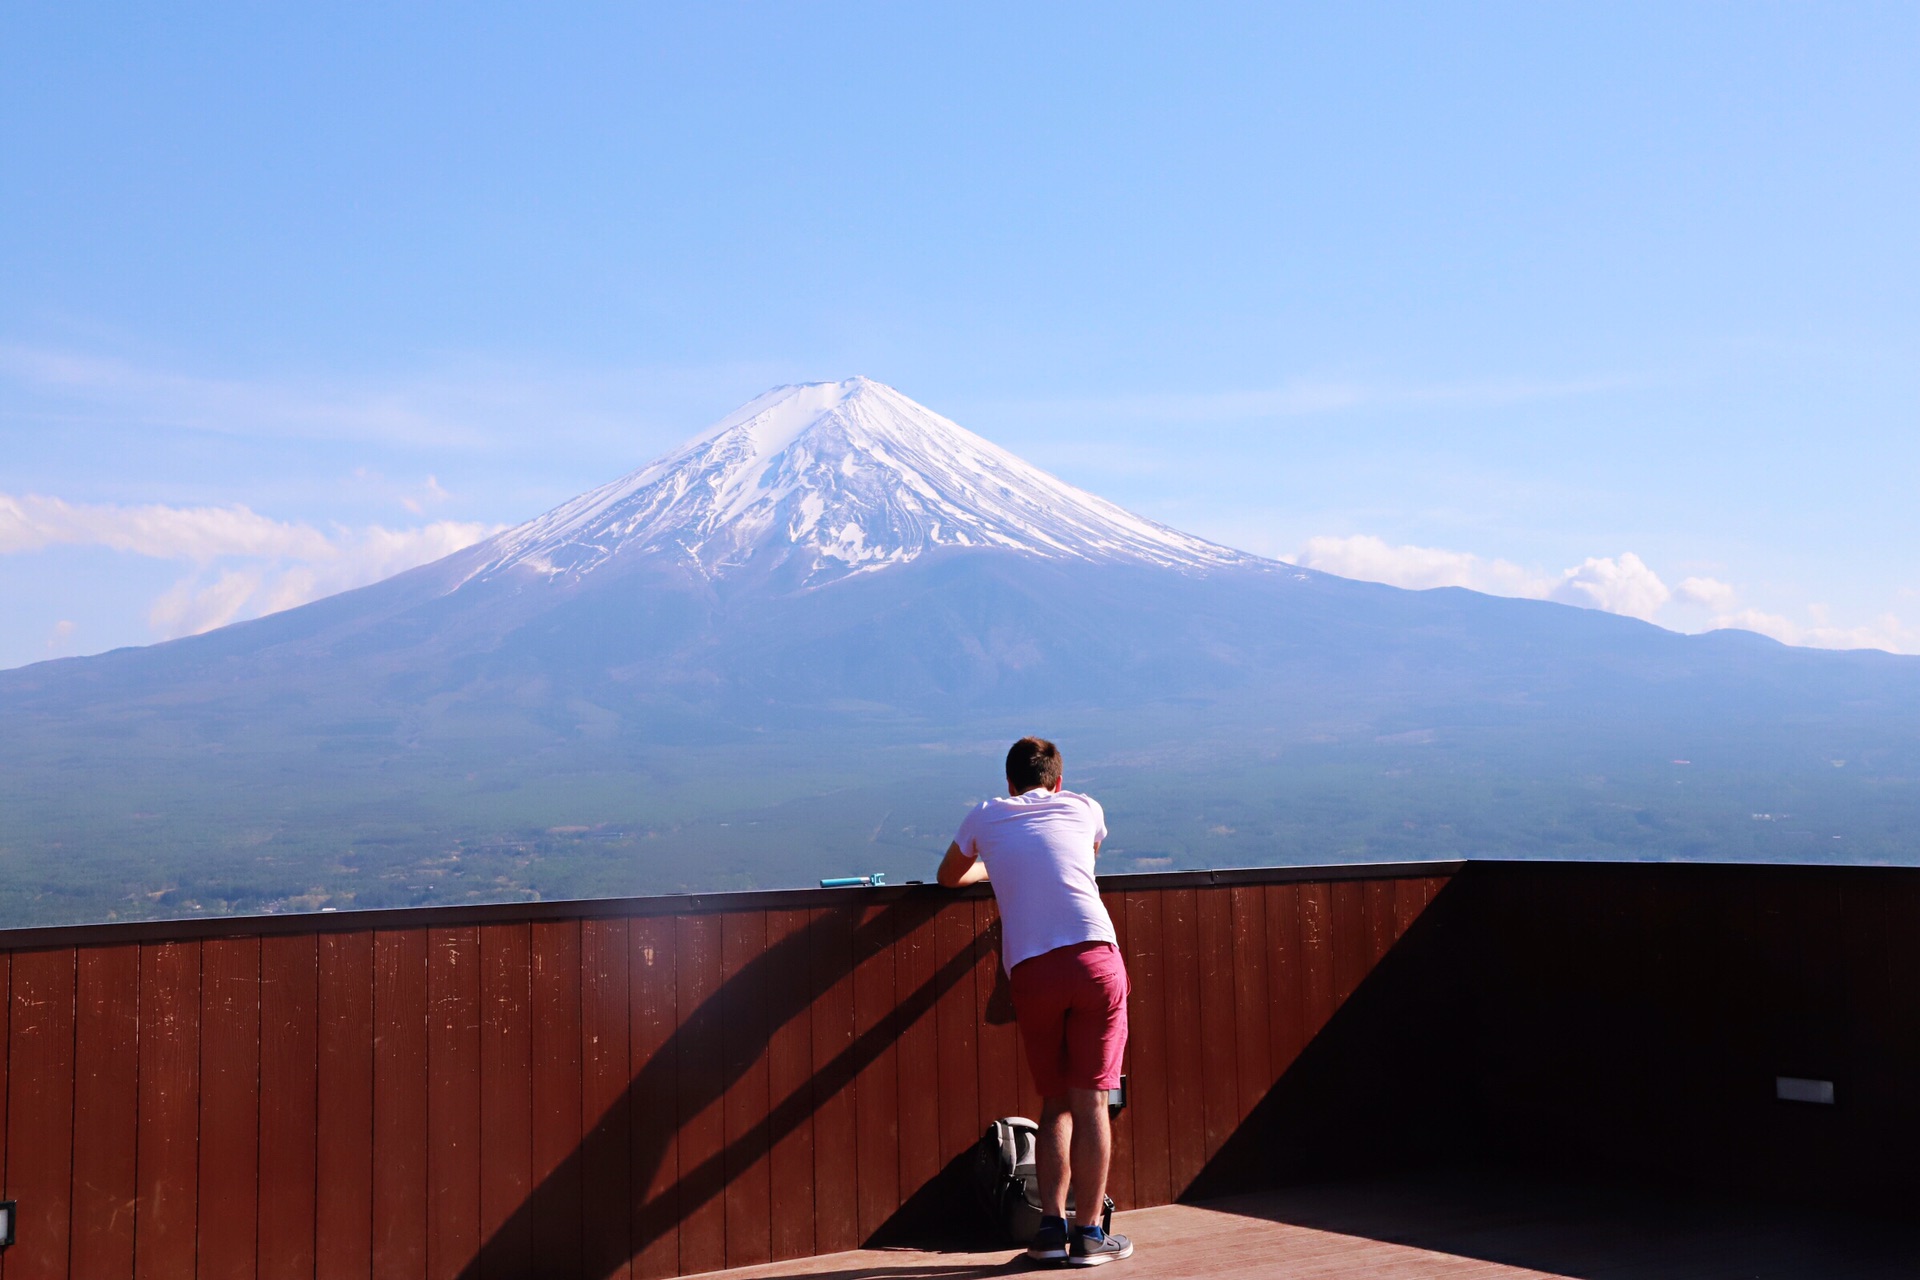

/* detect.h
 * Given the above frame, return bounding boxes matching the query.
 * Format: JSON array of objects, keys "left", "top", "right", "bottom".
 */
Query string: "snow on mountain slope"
[{"left": 460, "top": 377, "right": 1258, "bottom": 590}]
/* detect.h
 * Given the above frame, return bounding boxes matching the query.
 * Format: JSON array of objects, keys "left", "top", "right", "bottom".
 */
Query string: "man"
[{"left": 938, "top": 736, "right": 1133, "bottom": 1267}]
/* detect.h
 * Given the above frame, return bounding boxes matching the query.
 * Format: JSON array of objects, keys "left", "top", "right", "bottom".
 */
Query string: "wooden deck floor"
[{"left": 685, "top": 1166, "right": 1918, "bottom": 1280}]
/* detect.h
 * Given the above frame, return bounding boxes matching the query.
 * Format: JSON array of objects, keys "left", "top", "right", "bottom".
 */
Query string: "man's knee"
[{"left": 1065, "top": 1086, "right": 1109, "bottom": 1124}]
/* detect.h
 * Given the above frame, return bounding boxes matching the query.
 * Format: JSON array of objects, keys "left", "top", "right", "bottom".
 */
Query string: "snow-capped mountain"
[
  {"left": 457, "top": 377, "right": 1254, "bottom": 591},
  {"left": 5, "top": 376, "right": 1920, "bottom": 922}
]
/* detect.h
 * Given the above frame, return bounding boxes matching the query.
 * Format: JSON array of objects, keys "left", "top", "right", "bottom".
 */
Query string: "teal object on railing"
[{"left": 819, "top": 873, "right": 887, "bottom": 888}]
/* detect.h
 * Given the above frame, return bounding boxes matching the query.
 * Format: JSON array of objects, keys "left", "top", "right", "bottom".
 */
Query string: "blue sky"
[{"left": 2, "top": 3, "right": 1916, "bottom": 668}]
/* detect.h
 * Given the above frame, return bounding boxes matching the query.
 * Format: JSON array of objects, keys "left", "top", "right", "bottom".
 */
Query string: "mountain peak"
[{"left": 459, "top": 378, "right": 1255, "bottom": 590}]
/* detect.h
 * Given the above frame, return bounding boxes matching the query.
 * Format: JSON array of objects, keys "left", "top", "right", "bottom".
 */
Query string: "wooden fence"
[
  {"left": 0, "top": 864, "right": 1455, "bottom": 1280},
  {"left": 1464, "top": 860, "right": 1920, "bottom": 1209}
]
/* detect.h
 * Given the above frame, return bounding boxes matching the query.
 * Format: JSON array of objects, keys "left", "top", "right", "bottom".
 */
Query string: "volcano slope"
[{"left": 3, "top": 379, "right": 1916, "bottom": 925}]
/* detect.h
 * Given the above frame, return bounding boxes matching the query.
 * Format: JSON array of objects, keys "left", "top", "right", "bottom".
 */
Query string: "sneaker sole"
[
  {"left": 1026, "top": 1247, "right": 1068, "bottom": 1262},
  {"left": 1068, "top": 1241, "right": 1134, "bottom": 1267}
]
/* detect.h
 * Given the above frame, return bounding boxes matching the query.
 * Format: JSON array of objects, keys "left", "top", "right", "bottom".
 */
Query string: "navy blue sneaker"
[
  {"left": 1026, "top": 1214, "right": 1070, "bottom": 1263},
  {"left": 1069, "top": 1224, "right": 1133, "bottom": 1267}
]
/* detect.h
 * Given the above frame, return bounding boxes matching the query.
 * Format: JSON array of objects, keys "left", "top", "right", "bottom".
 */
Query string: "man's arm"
[{"left": 937, "top": 840, "right": 989, "bottom": 888}]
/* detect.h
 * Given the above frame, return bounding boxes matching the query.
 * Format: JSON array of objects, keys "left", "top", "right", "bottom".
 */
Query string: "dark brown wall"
[
  {"left": 16, "top": 859, "right": 1902, "bottom": 1277},
  {"left": 1462, "top": 861, "right": 1920, "bottom": 1212},
  {"left": 0, "top": 864, "right": 1452, "bottom": 1280}
]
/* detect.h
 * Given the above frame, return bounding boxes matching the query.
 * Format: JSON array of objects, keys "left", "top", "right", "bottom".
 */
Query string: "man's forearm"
[
  {"left": 937, "top": 841, "right": 990, "bottom": 887},
  {"left": 947, "top": 859, "right": 989, "bottom": 887}
]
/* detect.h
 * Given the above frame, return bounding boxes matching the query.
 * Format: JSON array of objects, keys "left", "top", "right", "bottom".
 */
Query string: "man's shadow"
[{"left": 461, "top": 892, "right": 995, "bottom": 1280}]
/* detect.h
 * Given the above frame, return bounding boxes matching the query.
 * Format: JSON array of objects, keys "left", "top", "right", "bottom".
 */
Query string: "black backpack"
[{"left": 970, "top": 1116, "right": 1114, "bottom": 1245}]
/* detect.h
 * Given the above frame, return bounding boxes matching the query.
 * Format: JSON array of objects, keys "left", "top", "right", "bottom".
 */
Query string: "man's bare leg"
[
  {"left": 1040, "top": 1090, "right": 1113, "bottom": 1225},
  {"left": 1038, "top": 1095, "right": 1073, "bottom": 1219},
  {"left": 1066, "top": 1086, "right": 1111, "bottom": 1228}
]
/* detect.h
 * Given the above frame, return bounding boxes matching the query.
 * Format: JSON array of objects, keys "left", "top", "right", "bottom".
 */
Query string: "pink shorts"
[{"left": 1008, "top": 941, "right": 1129, "bottom": 1097}]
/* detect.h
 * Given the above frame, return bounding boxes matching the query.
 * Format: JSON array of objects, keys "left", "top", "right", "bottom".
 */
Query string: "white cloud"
[
  {"left": 401, "top": 474, "right": 450, "bottom": 515},
  {"left": 1669, "top": 582, "right": 1917, "bottom": 654},
  {"left": 351, "top": 467, "right": 455, "bottom": 515},
  {"left": 139, "top": 519, "right": 500, "bottom": 639},
  {"left": 149, "top": 569, "right": 268, "bottom": 637},
  {"left": 1676, "top": 575, "right": 1737, "bottom": 611},
  {"left": 1292, "top": 534, "right": 1550, "bottom": 596},
  {"left": 1549, "top": 553, "right": 1671, "bottom": 622},
  {"left": 0, "top": 491, "right": 502, "bottom": 641},
  {"left": 1295, "top": 537, "right": 1673, "bottom": 624},
  {"left": 0, "top": 493, "right": 335, "bottom": 560},
  {"left": 44, "top": 619, "right": 78, "bottom": 656},
  {"left": 1297, "top": 534, "right": 1917, "bottom": 653},
  {"left": 1709, "top": 606, "right": 1918, "bottom": 654},
  {"left": 341, "top": 520, "right": 498, "bottom": 582}
]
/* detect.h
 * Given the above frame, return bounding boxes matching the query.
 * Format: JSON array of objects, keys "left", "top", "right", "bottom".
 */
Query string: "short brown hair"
[{"left": 1005, "top": 736, "right": 1062, "bottom": 795}]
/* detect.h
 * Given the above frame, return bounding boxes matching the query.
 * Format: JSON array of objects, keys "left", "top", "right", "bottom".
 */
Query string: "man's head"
[{"left": 1005, "top": 736, "right": 1063, "bottom": 796}]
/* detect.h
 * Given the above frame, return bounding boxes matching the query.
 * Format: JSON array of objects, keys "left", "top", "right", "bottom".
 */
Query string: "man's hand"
[{"left": 937, "top": 840, "right": 989, "bottom": 888}]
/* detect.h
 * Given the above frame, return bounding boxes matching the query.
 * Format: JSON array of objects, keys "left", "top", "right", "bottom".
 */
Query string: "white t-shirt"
[{"left": 953, "top": 787, "right": 1115, "bottom": 973}]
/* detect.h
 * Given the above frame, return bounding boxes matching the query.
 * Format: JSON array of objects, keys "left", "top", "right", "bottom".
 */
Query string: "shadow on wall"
[
  {"left": 463, "top": 876, "right": 1472, "bottom": 1280},
  {"left": 459, "top": 895, "right": 978, "bottom": 1280},
  {"left": 1185, "top": 875, "right": 1475, "bottom": 1201}
]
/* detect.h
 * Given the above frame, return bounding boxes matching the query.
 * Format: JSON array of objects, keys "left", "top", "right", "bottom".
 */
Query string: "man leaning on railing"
[{"left": 938, "top": 735, "right": 1134, "bottom": 1268}]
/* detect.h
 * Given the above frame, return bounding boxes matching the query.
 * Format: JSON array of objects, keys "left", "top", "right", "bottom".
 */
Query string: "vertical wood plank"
[
  {"left": 198, "top": 936, "right": 262, "bottom": 1280},
  {"left": 260, "top": 934, "right": 319, "bottom": 1280},
  {"left": 1330, "top": 880, "right": 1369, "bottom": 1003},
  {"left": 1100, "top": 889, "right": 1135, "bottom": 1213},
  {"left": 1840, "top": 879, "right": 1896, "bottom": 1190},
  {"left": 1012, "top": 1001, "right": 1044, "bottom": 1126},
  {"left": 1366, "top": 878, "right": 1400, "bottom": 964},
  {"left": 1393, "top": 876, "right": 1432, "bottom": 937},
  {"left": 135, "top": 942, "right": 199, "bottom": 1280},
  {"left": 973, "top": 899, "right": 1021, "bottom": 1129},
  {"left": 1160, "top": 888, "right": 1207, "bottom": 1196},
  {"left": 1010, "top": 909, "right": 1043, "bottom": 1120},
  {"left": 372, "top": 929, "right": 429, "bottom": 1280},
  {"left": 628, "top": 915, "right": 678, "bottom": 1280},
  {"left": 579, "top": 918, "right": 632, "bottom": 1280},
  {"left": 1121, "top": 891, "right": 1171, "bottom": 1208},
  {"left": 72, "top": 945, "right": 139, "bottom": 1280},
  {"left": 720, "top": 911, "right": 772, "bottom": 1270},
  {"left": 765, "top": 909, "right": 816, "bottom": 1264},
  {"left": 809, "top": 907, "right": 859, "bottom": 1256},
  {"left": 427, "top": 927, "right": 482, "bottom": 1280},
  {"left": 851, "top": 903, "right": 900, "bottom": 1243},
  {"left": 316, "top": 931, "right": 374, "bottom": 1280},
  {"left": 1264, "top": 884, "right": 1307, "bottom": 1075},
  {"left": 893, "top": 908, "right": 942, "bottom": 1215},
  {"left": 1229, "top": 885, "right": 1274, "bottom": 1122},
  {"left": 1193, "top": 888, "right": 1239, "bottom": 1164},
  {"left": 10, "top": 949, "right": 75, "bottom": 1280},
  {"left": 674, "top": 914, "right": 726, "bottom": 1275},
  {"left": 478, "top": 923, "right": 533, "bottom": 1280},
  {"left": 932, "top": 902, "right": 981, "bottom": 1172},
  {"left": 529, "top": 920, "right": 583, "bottom": 1280},
  {"left": 1298, "top": 883, "right": 1336, "bottom": 1041}
]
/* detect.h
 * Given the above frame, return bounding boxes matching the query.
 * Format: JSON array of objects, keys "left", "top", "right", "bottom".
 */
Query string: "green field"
[{"left": 2, "top": 696, "right": 1909, "bottom": 928}]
